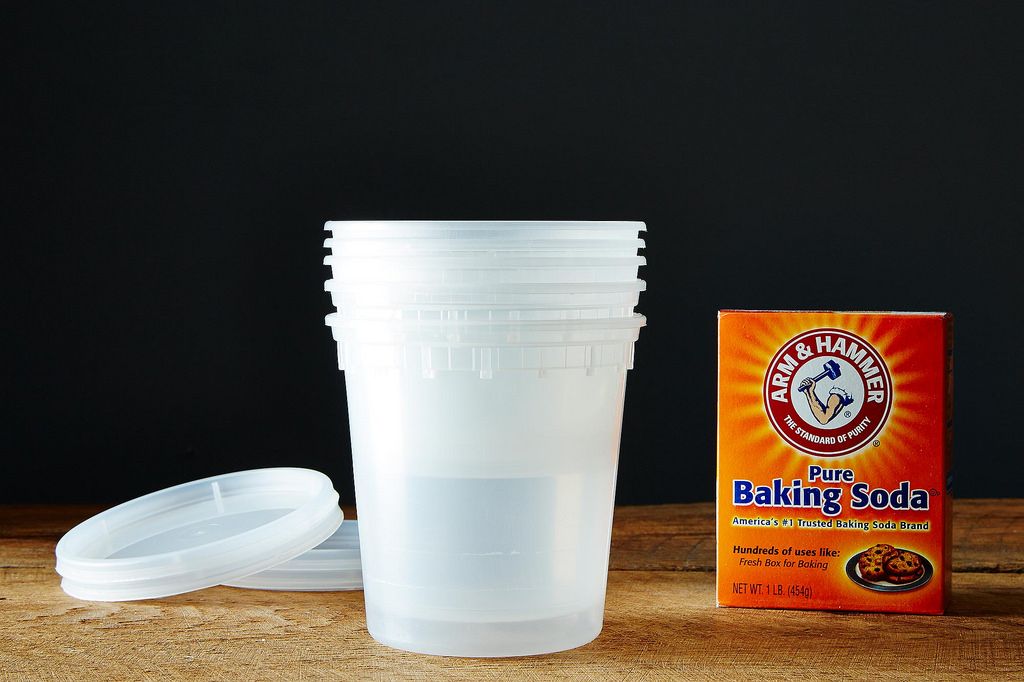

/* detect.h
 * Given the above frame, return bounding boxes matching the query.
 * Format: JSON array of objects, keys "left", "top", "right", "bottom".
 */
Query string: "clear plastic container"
[{"left": 329, "top": 314, "right": 643, "bottom": 655}]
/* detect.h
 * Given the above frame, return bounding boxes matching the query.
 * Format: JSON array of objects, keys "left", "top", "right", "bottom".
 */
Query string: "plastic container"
[{"left": 328, "top": 313, "right": 644, "bottom": 656}]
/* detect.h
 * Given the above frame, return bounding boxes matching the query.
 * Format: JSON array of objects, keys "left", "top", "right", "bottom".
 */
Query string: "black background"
[{"left": 4, "top": 2, "right": 1022, "bottom": 505}]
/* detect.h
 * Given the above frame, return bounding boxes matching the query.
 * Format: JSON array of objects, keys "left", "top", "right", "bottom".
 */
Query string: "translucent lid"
[
  {"left": 324, "top": 220, "right": 645, "bottom": 240},
  {"left": 325, "top": 259, "right": 644, "bottom": 286},
  {"left": 224, "top": 520, "right": 362, "bottom": 591},
  {"left": 330, "top": 304, "right": 637, "bottom": 322},
  {"left": 324, "top": 279, "right": 647, "bottom": 295},
  {"left": 55, "top": 468, "right": 344, "bottom": 602},
  {"left": 323, "top": 237, "right": 645, "bottom": 256},
  {"left": 324, "top": 279, "right": 646, "bottom": 308},
  {"left": 326, "top": 311, "right": 646, "bottom": 332}
]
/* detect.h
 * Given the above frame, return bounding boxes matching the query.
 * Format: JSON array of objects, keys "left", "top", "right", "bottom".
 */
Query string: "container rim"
[
  {"left": 325, "top": 220, "right": 646, "bottom": 232},
  {"left": 323, "top": 237, "right": 646, "bottom": 249},
  {"left": 323, "top": 255, "right": 646, "bottom": 268},
  {"left": 325, "top": 312, "right": 646, "bottom": 331},
  {"left": 324, "top": 279, "right": 647, "bottom": 294}
]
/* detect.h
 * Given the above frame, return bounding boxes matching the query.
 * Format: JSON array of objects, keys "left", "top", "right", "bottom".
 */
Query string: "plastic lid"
[
  {"left": 55, "top": 468, "right": 344, "bottom": 601},
  {"left": 223, "top": 520, "right": 362, "bottom": 591},
  {"left": 325, "top": 311, "right": 646, "bottom": 333},
  {"left": 324, "top": 279, "right": 646, "bottom": 310},
  {"left": 324, "top": 221, "right": 646, "bottom": 236},
  {"left": 323, "top": 254, "right": 646, "bottom": 269},
  {"left": 323, "top": 237, "right": 646, "bottom": 254},
  {"left": 323, "top": 279, "right": 647, "bottom": 294}
]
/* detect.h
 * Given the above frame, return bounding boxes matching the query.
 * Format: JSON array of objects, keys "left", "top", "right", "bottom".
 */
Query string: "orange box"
[{"left": 717, "top": 311, "right": 952, "bottom": 614}]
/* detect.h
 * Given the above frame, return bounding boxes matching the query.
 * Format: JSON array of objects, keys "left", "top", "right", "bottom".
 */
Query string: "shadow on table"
[{"left": 948, "top": 580, "right": 1024, "bottom": 617}]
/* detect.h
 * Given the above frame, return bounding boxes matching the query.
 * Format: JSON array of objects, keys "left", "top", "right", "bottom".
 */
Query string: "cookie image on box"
[
  {"left": 855, "top": 543, "right": 900, "bottom": 582},
  {"left": 863, "top": 543, "right": 898, "bottom": 563},
  {"left": 885, "top": 551, "right": 923, "bottom": 578},
  {"left": 846, "top": 545, "right": 933, "bottom": 592},
  {"left": 859, "top": 562, "right": 888, "bottom": 582}
]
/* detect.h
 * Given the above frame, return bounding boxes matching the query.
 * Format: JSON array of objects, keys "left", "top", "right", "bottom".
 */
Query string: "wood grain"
[{"left": 2, "top": 500, "right": 1022, "bottom": 680}]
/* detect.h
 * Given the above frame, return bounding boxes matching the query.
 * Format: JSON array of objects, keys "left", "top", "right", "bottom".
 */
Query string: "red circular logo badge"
[{"left": 763, "top": 328, "right": 892, "bottom": 457}]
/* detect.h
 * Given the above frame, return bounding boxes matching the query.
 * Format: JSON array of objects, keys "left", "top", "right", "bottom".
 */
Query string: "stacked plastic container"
[{"left": 324, "top": 221, "right": 646, "bottom": 657}]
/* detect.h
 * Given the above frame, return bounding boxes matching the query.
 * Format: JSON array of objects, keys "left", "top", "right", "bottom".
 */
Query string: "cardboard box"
[{"left": 717, "top": 311, "right": 952, "bottom": 613}]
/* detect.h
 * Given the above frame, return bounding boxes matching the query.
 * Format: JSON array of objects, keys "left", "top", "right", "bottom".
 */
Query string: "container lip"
[
  {"left": 322, "top": 255, "right": 646, "bottom": 268},
  {"left": 331, "top": 303, "right": 638, "bottom": 313},
  {"left": 325, "top": 312, "right": 646, "bottom": 331},
  {"left": 323, "top": 237, "right": 646, "bottom": 250},
  {"left": 324, "top": 279, "right": 647, "bottom": 294},
  {"left": 324, "top": 220, "right": 646, "bottom": 232},
  {"left": 328, "top": 324, "right": 644, "bottom": 357}
]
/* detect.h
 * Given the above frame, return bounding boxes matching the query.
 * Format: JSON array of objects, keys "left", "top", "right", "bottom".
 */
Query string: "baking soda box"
[{"left": 717, "top": 311, "right": 952, "bottom": 614}]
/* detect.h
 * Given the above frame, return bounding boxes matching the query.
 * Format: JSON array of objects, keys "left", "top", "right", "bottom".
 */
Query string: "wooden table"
[{"left": 2, "top": 501, "right": 1022, "bottom": 680}]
